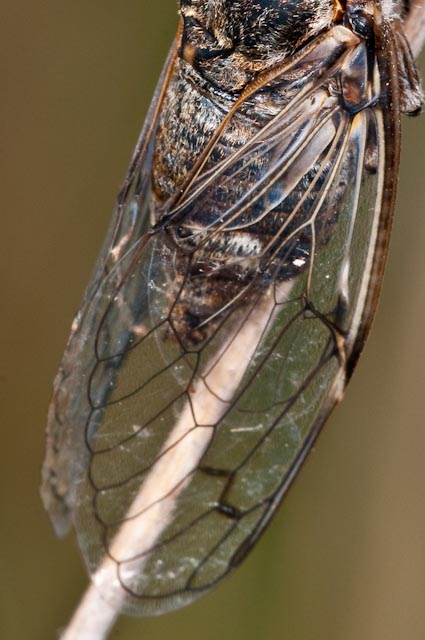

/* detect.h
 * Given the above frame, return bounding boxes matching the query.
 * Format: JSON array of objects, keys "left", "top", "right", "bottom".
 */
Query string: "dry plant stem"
[
  {"left": 59, "top": 13, "right": 425, "bottom": 640},
  {"left": 60, "top": 587, "right": 118, "bottom": 640},
  {"left": 60, "top": 282, "right": 289, "bottom": 640}
]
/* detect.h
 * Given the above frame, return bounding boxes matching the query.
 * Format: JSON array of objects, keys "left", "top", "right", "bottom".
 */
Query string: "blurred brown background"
[{"left": 1, "top": 2, "right": 425, "bottom": 639}]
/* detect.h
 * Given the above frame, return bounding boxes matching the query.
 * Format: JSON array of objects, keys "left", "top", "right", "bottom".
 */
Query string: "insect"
[{"left": 42, "top": 0, "right": 423, "bottom": 619}]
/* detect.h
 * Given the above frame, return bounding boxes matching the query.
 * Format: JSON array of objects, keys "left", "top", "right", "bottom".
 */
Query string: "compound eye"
[{"left": 346, "top": 1, "right": 374, "bottom": 39}]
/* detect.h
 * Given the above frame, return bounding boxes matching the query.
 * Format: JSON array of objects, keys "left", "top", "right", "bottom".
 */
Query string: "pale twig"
[{"left": 59, "top": 284, "right": 287, "bottom": 639}]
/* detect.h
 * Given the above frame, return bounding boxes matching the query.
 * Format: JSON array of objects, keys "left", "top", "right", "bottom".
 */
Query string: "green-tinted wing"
[{"left": 41, "top": 25, "right": 401, "bottom": 615}]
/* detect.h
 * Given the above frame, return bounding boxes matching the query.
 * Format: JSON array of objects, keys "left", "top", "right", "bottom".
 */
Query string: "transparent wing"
[
  {"left": 40, "top": 36, "right": 180, "bottom": 533},
  {"left": 41, "top": 25, "right": 400, "bottom": 615}
]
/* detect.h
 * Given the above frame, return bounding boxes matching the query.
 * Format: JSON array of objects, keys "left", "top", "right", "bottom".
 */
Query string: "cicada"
[{"left": 42, "top": 0, "right": 423, "bottom": 618}]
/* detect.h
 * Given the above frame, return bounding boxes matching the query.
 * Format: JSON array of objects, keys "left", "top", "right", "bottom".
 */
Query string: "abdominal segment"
[{"left": 150, "top": 59, "right": 347, "bottom": 346}]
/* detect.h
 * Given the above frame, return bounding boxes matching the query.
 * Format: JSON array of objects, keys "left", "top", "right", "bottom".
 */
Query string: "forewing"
[
  {"left": 40, "top": 37, "right": 180, "bottom": 534},
  {"left": 42, "top": 26, "right": 400, "bottom": 615}
]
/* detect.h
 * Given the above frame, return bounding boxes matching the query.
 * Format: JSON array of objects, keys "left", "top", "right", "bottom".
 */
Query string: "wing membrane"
[
  {"left": 40, "top": 37, "right": 180, "bottom": 534},
  {"left": 41, "top": 23, "right": 400, "bottom": 615}
]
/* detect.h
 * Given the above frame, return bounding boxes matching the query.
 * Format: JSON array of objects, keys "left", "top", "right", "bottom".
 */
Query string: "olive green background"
[{"left": 2, "top": 3, "right": 425, "bottom": 639}]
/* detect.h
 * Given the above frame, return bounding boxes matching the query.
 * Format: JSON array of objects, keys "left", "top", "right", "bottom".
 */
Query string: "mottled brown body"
[
  {"left": 151, "top": 0, "right": 421, "bottom": 345},
  {"left": 153, "top": 0, "right": 337, "bottom": 205},
  {"left": 151, "top": 1, "right": 336, "bottom": 344}
]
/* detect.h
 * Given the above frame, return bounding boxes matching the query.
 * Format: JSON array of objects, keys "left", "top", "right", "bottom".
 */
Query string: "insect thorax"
[
  {"left": 179, "top": 0, "right": 336, "bottom": 89},
  {"left": 149, "top": 0, "right": 421, "bottom": 346}
]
